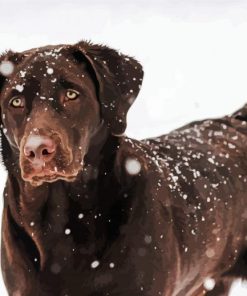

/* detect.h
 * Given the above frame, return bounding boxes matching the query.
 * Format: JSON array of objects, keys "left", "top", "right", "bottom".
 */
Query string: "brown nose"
[{"left": 24, "top": 135, "right": 56, "bottom": 167}]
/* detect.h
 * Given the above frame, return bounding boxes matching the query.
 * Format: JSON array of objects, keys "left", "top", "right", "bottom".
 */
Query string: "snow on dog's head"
[{"left": 0, "top": 41, "right": 143, "bottom": 186}]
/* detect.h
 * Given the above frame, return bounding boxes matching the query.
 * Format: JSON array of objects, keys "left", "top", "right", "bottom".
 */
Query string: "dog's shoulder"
[
  {"left": 113, "top": 136, "right": 165, "bottom": 183},
  {"left": 113, "top": 117, "right": 232, "bottom": 180}
]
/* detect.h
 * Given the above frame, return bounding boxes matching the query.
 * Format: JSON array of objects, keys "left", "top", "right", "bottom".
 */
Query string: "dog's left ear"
[{"left": 73, "top": 41, "right": 144, "bottom": 136}]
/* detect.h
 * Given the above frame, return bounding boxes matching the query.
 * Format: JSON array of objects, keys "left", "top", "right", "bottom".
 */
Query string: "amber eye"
[
  {"left": 9, "top": 96, "right": 24, "bottom": 108},
  {"left": 66, "top": 89, "right": 79, "bottom": 100}
]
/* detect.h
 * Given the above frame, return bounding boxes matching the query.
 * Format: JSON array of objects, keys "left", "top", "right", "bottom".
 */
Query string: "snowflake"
[
  {"left": 125, "top": 157, "right": 141, "bottom": 175},
  {"left": 144, "top": 235, "right": 152, "bottom": 244},
  {"left": 65, "top": 228, "right": 71, "bottom": 235},
  {"left": 0, "top": 61, "right": 14, "bottom": 76},
  {"left": 47, "top": 68, "right": 54, "bottom": 75},
  {"left": 203, "top": 277, "right": 216, "bottom": 291},
  {"left": 109, "top": 262, "right": 115, "bottom": 268},
  {"left": 78, "top": 213, "right": 84, "bottom": 219},
  {"left": 91, "top": 260, "right": 100, "bottom": 269},
  {"left": 15, "top": 84, "right": 24, "bottom": 92}
]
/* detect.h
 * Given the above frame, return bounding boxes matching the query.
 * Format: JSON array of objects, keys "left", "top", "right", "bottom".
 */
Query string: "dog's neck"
[
  {"left": 4, "top": 125, "right": 129, "bottom": 269},
  {"left": 6, "top": 122, "right": 120, "bottom": 213}
]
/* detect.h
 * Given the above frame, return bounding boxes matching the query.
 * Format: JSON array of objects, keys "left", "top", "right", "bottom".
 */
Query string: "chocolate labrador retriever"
[{"left": 0, "top": 41, "right": 246, "bottom": 296}]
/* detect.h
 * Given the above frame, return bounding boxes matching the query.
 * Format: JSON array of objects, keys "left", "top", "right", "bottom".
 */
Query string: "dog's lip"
[{"left": 22, "top": 169, "right": 79, "bottom": 185}]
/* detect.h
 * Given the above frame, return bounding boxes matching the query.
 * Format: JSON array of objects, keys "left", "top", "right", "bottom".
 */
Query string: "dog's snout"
[{"left": 24, "top": 135, "right": 56, "bottom": 165}]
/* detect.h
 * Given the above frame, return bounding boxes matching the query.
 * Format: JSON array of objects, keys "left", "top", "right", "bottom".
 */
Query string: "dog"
[{"left": 0, "top": 40, "right": 246, "bottom": 296}]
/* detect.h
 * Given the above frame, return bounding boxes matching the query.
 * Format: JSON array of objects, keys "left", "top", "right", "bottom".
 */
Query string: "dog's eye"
[
  {"left": 9, "top": 96, "right": 24, "bottom": 108},
  {"left": 66, "top": 89, "right": 79, "bottom": 100}
]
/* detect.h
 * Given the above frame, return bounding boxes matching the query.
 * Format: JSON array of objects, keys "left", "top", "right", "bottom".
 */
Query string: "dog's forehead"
[
  {"left": 3, "top": 46, "right": 87, "bottom": 97},
  {"left": 18, "top": 47, "right": 77, "bottom": 79},
  {"left": 22, "top": 44, "right": 70, "bottom": 64}
]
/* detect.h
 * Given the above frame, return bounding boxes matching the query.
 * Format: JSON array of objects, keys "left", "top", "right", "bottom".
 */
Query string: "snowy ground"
[{"left": 0, "top": 0, "right": 247, "bottom": 294}]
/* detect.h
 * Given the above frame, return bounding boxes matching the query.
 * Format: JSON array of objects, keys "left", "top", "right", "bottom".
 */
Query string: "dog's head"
[{"left": 0, "top": 41, "right": 143, "bottom": 186}]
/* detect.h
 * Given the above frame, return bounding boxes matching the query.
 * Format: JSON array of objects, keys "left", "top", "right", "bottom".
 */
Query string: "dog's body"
[{"left": 0, "top": 41, "right": 246, "bottom": 296}]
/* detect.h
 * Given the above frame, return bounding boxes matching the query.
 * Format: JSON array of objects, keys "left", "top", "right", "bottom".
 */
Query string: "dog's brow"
[
  {"left": 59, "top": 78, "right": 79, "bottom": 90},
  {"left": 8, "top": 89, "right": 21, "bottom": 98}
]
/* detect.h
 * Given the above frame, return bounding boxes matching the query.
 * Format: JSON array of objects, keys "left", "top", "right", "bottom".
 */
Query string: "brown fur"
[{"left": 0, "top": 40, "right": 246, "bottom": 296}]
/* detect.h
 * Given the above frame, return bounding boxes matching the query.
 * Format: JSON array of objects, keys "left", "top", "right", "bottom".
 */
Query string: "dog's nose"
[{"left": 24, "top": 135, "right": 56, "bottom": 166}]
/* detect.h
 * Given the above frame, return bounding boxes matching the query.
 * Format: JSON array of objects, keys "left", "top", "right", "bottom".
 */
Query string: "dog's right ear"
[
  {"left": 0, "top": 51, "right": 26, "bottom": 92},
  {"left": 0, "top": 52, "right": 10, "bottom": 92},
  {"left": 0, "top": 51, "right": 26, "bottom": 167}
]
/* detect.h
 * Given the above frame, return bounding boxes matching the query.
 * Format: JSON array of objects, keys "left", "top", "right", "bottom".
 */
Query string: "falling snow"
[
  {"left": 206, "top": 248, "right": 215, "bottom": 258},
  {"left": 91, "top": 260, "right": 100, "bottom": 269},
  {"left": 144, "top": 235, "right": 152, "bottom": 244},
  {"left": 65, "top": 228, "right": 71, "bottom": 235},
  {"left": 50, "top": 263, "right": 62, "bottom": 274},
  {"left": 15, "top": 84, "right": 24, "bottom": 92},
  {"left": 0, "top": 61, "right": 14, "bottom": 76},
  {"left": 125, "top": 157, "right": 141, "bottom": 175},
  {"left": 47, "top": 67, "right": 54, "bottom": 74},
  {"left": 20, "top": 70, "right": 26, "bottom": 78},
  {"left": 0, "top": 30, "right": 245, "bottom": 296},
  {"left": 203, "top": 277, "right": 216, "bottom": 291}
]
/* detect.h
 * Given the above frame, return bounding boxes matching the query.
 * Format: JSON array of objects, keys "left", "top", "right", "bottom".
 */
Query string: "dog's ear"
[
  {"left": 0, "top": 51, "right": 25, "bottom": 93},
  {"left": 73, "top": 41, "right": 144, "bottom": 136},
  {"left": 0, "top": 51, "right": 26, "bottom": 167},
  {"left": 0, "top": 51, "right": 11, "bottom": 92}
]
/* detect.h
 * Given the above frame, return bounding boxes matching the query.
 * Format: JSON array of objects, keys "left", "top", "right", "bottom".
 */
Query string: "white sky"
[{"left": 0, "top": 0, "right": 247, "bottom": 294}]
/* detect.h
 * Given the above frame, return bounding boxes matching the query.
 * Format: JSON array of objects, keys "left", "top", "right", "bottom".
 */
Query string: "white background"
[{"left": 0, "top": 0, "right": 247, "bottom": 294}]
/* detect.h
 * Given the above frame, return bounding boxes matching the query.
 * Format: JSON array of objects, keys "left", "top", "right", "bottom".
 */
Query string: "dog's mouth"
[
  {"left": 22, "top": 167, "right": 81, "bottom": 186},
  {"left": 19, "top": 133, "right": 86, "bottom": 186},
  {"left": 20, "top": 151, "right": 84, "bottom": 186}
]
